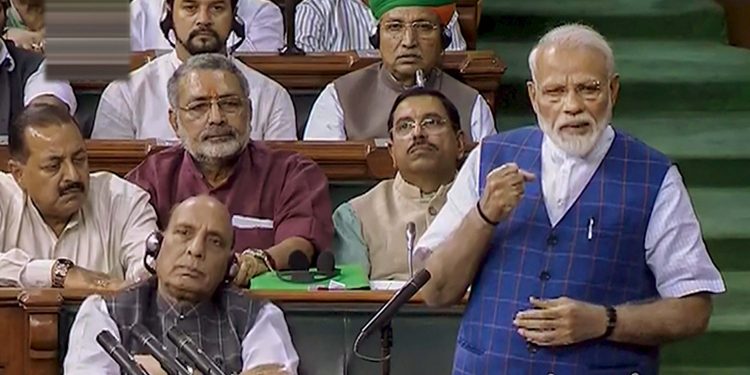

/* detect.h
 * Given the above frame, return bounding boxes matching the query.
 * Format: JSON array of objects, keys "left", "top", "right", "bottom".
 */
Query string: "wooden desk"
[
  {"left": 72, "top": 51, "right": 507, "bottom": 112},
  {"left": 0, "top": 140, "right": 398, "bottom": 181},
  {"left": 0, "top": 288, "right": 465, "bottom": 375}
]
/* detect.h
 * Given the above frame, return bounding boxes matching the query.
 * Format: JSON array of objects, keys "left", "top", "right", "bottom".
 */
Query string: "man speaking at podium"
[
  {"left": 64, "top": 195, "right": 298, "bottom": 375},
  {"left": 417, "top": 24, "right": 725, "bottom": 374}
]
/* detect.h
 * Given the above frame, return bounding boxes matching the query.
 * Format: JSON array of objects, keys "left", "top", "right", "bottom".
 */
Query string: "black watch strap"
[{"left": 601, "top": 305, "right": 617, "bottom": 339}]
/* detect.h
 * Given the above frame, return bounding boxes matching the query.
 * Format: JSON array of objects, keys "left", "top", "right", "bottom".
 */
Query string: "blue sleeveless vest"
[{"left": 453, "top": 127, "right": 671, "bottom": 375}]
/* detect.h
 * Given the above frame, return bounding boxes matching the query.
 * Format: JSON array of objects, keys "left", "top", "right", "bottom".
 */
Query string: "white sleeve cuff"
[{"left": 20, "top": 259, "right": 56, "bottom": 288}]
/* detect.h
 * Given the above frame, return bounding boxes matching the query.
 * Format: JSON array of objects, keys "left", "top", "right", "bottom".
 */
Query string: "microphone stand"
[
  {"left": 280, "top": 0, "right": 304, "bottom": 55},
  {"left": 380, "top": 322, "right": 393, "bottom": 375}
]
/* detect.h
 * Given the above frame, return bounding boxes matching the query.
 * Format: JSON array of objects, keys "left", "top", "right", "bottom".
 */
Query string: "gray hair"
[
  {"left": 528, "top": 23, "right": 615, "bottom": 81},
  {"left": 167, "top": 53, "right": 250, "bottom": 109}
]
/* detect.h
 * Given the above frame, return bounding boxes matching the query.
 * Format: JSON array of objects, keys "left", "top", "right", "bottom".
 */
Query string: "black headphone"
[
  {"left": 144, "top": 231, "right": 240, "bottom": 283},
  {"left": 159, "top": 0, "right": 246, "bottom": 53},
  {"left": 369, "top": 24, "right": 452, "bottom": 50},
  {"left": 272, "top": 251, "right": 341, "bottom": 284}
]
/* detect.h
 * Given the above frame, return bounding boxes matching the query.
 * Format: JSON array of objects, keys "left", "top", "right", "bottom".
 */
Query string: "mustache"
[
  {"left": 59, "top": 182, "right": 85, "bottom": 195},
  {"left": 188, "top": 27, "right": 220, "bottom": 41},
  {"left": 408, "top": 139, "right": 438, "bottom": 153},
  {"left": 199, "top": 126, "right": 239, "bottom": 141}
]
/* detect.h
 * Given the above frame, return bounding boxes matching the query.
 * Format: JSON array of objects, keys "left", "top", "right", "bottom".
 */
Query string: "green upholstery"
[
  {"left": 329, "top": 182, "right": 376, "bottom": 210},
  {"left": 58, "top": 300, "right": 464, "bottom": 375}
]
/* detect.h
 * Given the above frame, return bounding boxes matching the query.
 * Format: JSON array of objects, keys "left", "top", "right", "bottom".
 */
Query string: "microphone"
[
  {"left": 415, "top": 69, "right": 426, "bottom": 87},
  {"left": 405, "top": 222, "right": 416, "bottom": 278},
  {"left": 131, "top": 324, "right": 192, "bottom": 375},
  {"left": 316, "top": 251, "right": 336, "bottom": 277},
  {"left": 96, "top": 331, "right": 150, "bottom": 375},
  {"left": 166, "top": 326, "right": 227, "bottom": 375},
  {"left": 355, "top": 269, "right": 431, "bottom": 345},
  {"left": 286, "top": 249, "right": 313, "bottom": 282}
]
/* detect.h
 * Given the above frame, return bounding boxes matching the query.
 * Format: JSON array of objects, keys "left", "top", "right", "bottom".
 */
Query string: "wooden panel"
[
  {"left": 0, "top": 304, "right": 25, "bottom": 375},
  {"left": 72, "top": 51, "right": 506, "bottom": 112}
]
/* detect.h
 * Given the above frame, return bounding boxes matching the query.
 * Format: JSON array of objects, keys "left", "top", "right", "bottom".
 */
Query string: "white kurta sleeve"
[
  {"left": 469, "top": 95, "right": 496, "bottom": 142},
  {"left": 644, "top": 165, "right": 726, "bottom": 298},
  {"left": 112, "top": 180, "right": 158, "bottom": 281},
  {"left": 303, "top": 83, "right": 346, "bottom": 140},
  {"left": 243, "top": 0, "right": 284, "bottom": 52},
  {"left": 64, "top": 295, "right": 122, "bottom": 375},
  {"left": 242, "top": 302, "right": 299, "bottom": 374},
  {"left": 91, "top": 81, "right": 137, "bottom": 139},
  {"left": 23, "top": 61, "right": 77, "bottom": 114},
  {"left": 416, "top": 145, "right": 481, "bottom": 254}
]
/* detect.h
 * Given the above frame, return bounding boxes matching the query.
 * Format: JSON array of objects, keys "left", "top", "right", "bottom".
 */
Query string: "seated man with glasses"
[
  {"left": 331, "top": 88, "right": 465, "bottom": 281},
  {"left": 303, "top": 0, "right": 495, "bottom": 142},
  {"left": 127, "top": 54, "right": 334, "bottom": 287}
]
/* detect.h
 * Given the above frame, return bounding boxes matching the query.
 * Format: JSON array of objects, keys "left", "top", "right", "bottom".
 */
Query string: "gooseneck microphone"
[
  {"left": 131, "top": 324, "right": 192, "bottom": 375},
  {"left": 353, "top": 269, "right": 432, "bottom": 360},
  {"left": 96, "top": 331, "right": 150, "bottom": 375},
  {"left": 405, "top": 222, "right": 416, "bottom": 278},
  {"left": 166, "top": 327, "right": 228, "bottom": 375}
]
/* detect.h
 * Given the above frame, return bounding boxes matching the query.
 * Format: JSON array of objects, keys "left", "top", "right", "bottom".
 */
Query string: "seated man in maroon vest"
[
  {"left": 64, "top": 195, "right": 298, "bottom": 375},
  {"left": 127, "top": 53, "right": 334, "bottom": 287},
  {"left": 302, "top": 0, "right": 495, "bottom": 142}
]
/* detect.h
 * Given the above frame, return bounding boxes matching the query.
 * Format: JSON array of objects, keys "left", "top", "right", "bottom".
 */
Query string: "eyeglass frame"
[
  {"left": 380, "top": 20, "right": 441, "bottom": 40},
  {"left": 176, "top": 95, "right": 248, "bottom": 121},
  {"left": 390, "top": 116, "right": 453, "bottom": 138}
]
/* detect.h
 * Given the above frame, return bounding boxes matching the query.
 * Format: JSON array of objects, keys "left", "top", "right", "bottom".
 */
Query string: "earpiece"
[
  {"left": 273, "top": 251, "right": 341, "bottom": 284},
  {"left": 368, "top": 25, "right": 452, "bottom": 50},
  {"left": 159, "top": 0, "right": 246, "bottom": 53},
  {"left": 143, "top": 230, "right": 239, "bottom": 282}
]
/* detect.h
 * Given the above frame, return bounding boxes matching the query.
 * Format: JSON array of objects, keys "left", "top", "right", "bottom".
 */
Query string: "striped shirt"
[{"left": 294, "top": 0, "right": 467, "bottom": 52}]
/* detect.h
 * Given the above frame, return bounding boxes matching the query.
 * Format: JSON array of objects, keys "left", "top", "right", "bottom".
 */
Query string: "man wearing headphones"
[
  {"left": 65, "top": 195, "right": 299, "bottom": 375},
  {"left": 131, "top": 0, "right": 283, "bottom": 53},
  {"left": 303, "top": 0, "right": 495, "bottom": 142},
  {"left": 91, "top": 0, "right": 296, "bottom": 141}
]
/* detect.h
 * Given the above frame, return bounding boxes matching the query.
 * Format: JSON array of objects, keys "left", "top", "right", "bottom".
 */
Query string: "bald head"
[{"left": 169, "top": 195, "right": 233, "bottom": 240}]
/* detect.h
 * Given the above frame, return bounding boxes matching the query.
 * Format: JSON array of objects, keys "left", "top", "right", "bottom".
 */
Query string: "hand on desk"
[
  {"left": 513, "top": 296, "right": 607, "bottom": 346},
  {"left": 64, "top": 266, "right": 123, "bottom": 290},
  {"left": 234, "top": 253, "right": 270, "bottom": 288}
]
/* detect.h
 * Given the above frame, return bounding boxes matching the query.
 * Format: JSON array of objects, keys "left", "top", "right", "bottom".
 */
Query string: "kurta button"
[
  {"left": 631, "top": 373, "right": 639, "bottom": 375},
  {"left": 547, "top": 235, "right": 558, "bottom": 246},
  {"left": 428, "top": 206, "right": 438, "bottom": 216},
  {"left": 179, "top": 314, "right": 185, "bottom": 320},
  {"left": 539, "top": 271, "right": 551, "bottom": 281}
]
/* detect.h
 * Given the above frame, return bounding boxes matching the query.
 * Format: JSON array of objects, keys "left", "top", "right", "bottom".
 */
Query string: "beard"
[
  {"left": 537, "top": 102, "right": 612, "bottom": 158},
  {"left": 179, "top": 28, "right": 224, "bottom": 55},
  {"left": 177, "top": 123, "right": 250, "bottom": 163}
]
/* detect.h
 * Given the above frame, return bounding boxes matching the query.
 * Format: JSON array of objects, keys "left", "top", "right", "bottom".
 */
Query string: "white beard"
[
  {"left": 177, "top": 124, "right": 250, "bottom": 162},
  {"left": 537, "top": 102, "right": 612, "bottom": 158}
]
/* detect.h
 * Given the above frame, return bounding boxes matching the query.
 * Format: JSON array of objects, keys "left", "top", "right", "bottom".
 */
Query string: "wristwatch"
[
  {"left": 242, "top": 248, "right": 276, "bottom": 271},
  {"left": 601, "top": 305, "right": 618, "bottom": 339},
  {"left": 51, "top": 258, "right": 75, "bottom": 288}
]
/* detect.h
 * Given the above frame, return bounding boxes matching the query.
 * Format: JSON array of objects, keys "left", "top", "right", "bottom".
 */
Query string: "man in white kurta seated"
[
  {"left": 64, "top": 195, "right": 299, "bottom": 375},
  {"left": 92, "top": 0, "right": 296, "bottom": 141},
  {"left": 0, "top": 103, "right": 157, "bottom": 289},
  {"left": 131, "top": 0, "right": 284, "bottom": 53},
  {"left": 303, "top": 0, "right": 495, "bottom": 142}
]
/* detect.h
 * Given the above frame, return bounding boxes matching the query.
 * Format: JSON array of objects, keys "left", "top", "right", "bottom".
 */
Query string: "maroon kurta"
[{"left": 126, "top": 142, "right": 333, "bottom": 253}]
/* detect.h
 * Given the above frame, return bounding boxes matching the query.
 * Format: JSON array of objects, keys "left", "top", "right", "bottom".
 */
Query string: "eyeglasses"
[
  {"left": 381, "top": 21, "right": 439, "bottom": 39},
  {"left": 178, "top": 96, "right": 246, "bottom": 121},
  {"left": 392, "top": 117, "right": 450, "bottom": 138},
  {"left": 538, "top": 80, "right": 604, "bottom": 103}
]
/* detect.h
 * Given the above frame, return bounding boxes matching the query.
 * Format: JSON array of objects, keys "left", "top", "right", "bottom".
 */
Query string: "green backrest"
[{"left": 58, "top": 301, "right": 463, "bottom": 375}]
